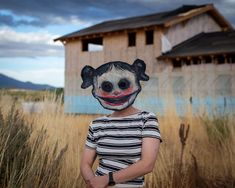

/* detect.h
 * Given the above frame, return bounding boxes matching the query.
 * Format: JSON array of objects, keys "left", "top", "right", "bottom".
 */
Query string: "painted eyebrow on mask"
[{"left": 81, "top": 59, "right": 149, "bottom": 89}]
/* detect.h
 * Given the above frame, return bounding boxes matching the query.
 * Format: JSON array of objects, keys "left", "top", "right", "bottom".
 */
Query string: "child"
[{"left": 80, "top": 59, "right": 162, "bottom": 188}]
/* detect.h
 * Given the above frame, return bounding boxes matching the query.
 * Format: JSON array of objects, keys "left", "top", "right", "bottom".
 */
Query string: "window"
[
  {"left": 192, "top": 57, "right": 200, "bottom": 65},
  {"left": 204, "top": 56, "right": 212, "bottom": 64},
  {"left": 185, "top": 59, "right": 191, "bottom": 66},
  {"left": 128, "top": 32, "right": 136, "bottom": 47},
  {"left": 145, "top": 30, "right": 154, "bottom": 45},
  {"left": 82, "top": 37, "right": 103, "bottom": 52},
  {"left": 172, "top": 59, "right": 182, "bottom": 68},
  {"left": 217, "top": 55, "right": 225, "bottom": 64}
]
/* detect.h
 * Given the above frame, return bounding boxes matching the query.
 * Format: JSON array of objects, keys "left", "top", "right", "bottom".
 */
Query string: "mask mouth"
[{"left": 97, "top": 90, "right": 138, "bottom": 106}]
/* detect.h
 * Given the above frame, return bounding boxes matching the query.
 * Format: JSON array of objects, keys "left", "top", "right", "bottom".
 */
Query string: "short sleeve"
[
  {"left": 142, "top": 113, "right": 162, "bottom": 142},
  {"left": 85, "top": 123, "right": 97, "bottom": 149}
]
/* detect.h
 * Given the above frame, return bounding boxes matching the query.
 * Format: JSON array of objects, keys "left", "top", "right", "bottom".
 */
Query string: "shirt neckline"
[{"left": 105, "top": 111, "right": 144, "bottom": 119}]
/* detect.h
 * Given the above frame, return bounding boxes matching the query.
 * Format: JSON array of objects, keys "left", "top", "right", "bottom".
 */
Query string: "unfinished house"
[{"left": 55, "top": 4, "right": 235, "bottom": 115}]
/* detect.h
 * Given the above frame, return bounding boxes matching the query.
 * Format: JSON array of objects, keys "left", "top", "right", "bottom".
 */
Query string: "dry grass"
[{"left": 0, "top": 93, "right": 234, "bottom": 188}]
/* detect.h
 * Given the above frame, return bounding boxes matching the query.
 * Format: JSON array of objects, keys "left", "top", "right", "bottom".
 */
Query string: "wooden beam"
[
  {"left": 164, "top": 4, "right": 233, "bottom": 30},
  {"left": 198, "top": 56, "right": 203, "bottom": 64},
  {"left": 164, "top": 5, "right": 213, "bottom": 27}
]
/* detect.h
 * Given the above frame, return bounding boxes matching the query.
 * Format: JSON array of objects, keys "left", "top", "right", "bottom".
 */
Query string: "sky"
[{"left": 0, "top": 0, "right": 234, "bottom": 87}]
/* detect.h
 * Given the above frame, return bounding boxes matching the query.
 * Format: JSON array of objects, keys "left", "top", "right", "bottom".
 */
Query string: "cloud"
[
  {"left": 0, "top": 27, "right": 63, "bottom": 58},
  {"left": 1, "top": 0, "right": 233, "bottom": 28},
  {"left": 0, "top": 1, "right": 233, "bottom": 59},
  {"left": 0, "top": 12, "right": 45, "bottom": 27}
]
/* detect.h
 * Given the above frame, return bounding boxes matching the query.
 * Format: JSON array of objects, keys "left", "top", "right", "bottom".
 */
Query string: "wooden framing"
[{"left": 54, "top": 4, "right": 235, "bottom": 114}]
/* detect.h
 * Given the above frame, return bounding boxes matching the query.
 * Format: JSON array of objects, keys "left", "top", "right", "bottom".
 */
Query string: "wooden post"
[
  {"left": 199, "top": 56, "right": 203, "bottom": 64},
  {"left": 223, "top": 54, "right": 228, "bottom": 64},
  {"left": 187, "top": 56, "right": 192, "bottom": 65},
  {"left": 211, "top": 55, "right": 216, "bottom": 64}
]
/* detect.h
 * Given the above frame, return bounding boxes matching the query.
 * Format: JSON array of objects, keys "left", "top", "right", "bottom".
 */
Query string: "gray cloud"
[
  {"left": 0, "top": 13, "right": 46, "bottom": 27},
  {"left": 0, "top": 28, "right": 63, "bottom": 58},
  {"left": 0, "top": 0, "right": 234, "bottom": 59},
  {"left": 0, "top": 42, "right": 63, "bottom": 58},
  {"left": 0, "top": 0, "right": 234, "bottom": 28}
]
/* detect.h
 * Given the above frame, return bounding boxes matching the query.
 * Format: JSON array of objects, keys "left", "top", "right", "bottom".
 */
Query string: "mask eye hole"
[
  {"left": 118, "top": 78, "right": 130, "bottom": 90},
  {"left": 101, "top": 81, "right": 113, "bottom": 92}
]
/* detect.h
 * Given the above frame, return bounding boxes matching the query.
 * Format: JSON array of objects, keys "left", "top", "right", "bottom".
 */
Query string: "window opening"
[
  {"left": 128, "top": 32, "right": 136, "bottom": 47},
  {"left": 145, "top": 30, "right": 154, "bottom": 45},
  {"left": 82, "top": 37, "right": 103, "bottom": 52},
  {"left": 205, "top": 56, "right": 212, "bottom": 64},
  {"left": 192, "top": 57, "right": 199, "bottom": 65},
  {"left": 185, "top": 59, "right": 191, "bottom": 66},
  {"left": 172, "top": 59, "right": 182, "bottom": 68},
  {"left": 217, "top": 55, "right": 225, "bottom": 64}
]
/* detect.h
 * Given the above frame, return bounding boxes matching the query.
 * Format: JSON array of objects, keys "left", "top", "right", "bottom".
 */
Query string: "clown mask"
[{"left": 81, "top": 59, "right": 149, "bottom": 111}]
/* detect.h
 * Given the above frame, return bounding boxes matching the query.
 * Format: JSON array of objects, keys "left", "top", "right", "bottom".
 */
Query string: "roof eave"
[
  {"left": 158, "top": 51, "right": 235, "bottom": 60},
  {"left": 163, "top": 4, "right": 233, "bottom": 30},
  {"left": 54, "top": 4, "right": 234, "bottom": 42},
  {"left": 54, "top": 25, "right": 162, "bottom": 42}
]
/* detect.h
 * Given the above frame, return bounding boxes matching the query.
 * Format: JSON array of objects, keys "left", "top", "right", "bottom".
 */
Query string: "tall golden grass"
[{"left": 0, "top": 93, "right": 234, "bottom": 188}]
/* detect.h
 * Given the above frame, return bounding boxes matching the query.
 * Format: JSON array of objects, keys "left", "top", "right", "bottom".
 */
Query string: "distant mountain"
[{"left": 0, "top": 73, "right": 57, "bottom": 90}]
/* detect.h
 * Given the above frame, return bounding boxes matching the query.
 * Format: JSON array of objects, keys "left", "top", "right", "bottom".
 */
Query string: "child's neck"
[{"left": 109, "top": 106, "right": 141, "bottom": 117}]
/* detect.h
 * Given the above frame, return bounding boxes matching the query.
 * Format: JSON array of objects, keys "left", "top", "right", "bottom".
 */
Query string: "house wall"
[
  {"left": 139, "top": 63, "right": 235, "bottom": 116},
  {"left": 164, "top": 13, "right": 221, "bottom": 48},
  {"left": 63, "top": 13, "right": 234, "bottom": 115},
  {"left": 102, "top": 29, "right": 162, "bottom": 74},
  {"left": 64, "top": 28, "right": 164, "bottom": 113}
]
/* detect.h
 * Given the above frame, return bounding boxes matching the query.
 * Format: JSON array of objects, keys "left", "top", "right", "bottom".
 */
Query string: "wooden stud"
[
  {"left": 199, "top": 56, "right": 203, "bottom": 64},
  {"left": 223, "top": 54, "right": 228, "bottom": 64},
  {"left": 210, "top": 55, "right": 215, "bottom": 64}
]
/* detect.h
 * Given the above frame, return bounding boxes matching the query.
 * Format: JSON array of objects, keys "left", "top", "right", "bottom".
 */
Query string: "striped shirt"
[{"left": 85, "top": 111, "right": 162, "bottom": 187}]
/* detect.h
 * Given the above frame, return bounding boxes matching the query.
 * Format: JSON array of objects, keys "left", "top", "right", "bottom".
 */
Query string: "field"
[{"left": 0, "top": 90, "right": 234, "bottom": 188}]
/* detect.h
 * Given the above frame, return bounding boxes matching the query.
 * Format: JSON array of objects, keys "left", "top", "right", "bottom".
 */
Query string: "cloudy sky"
[{"left": 0, "top": 0, "right": 234, "bottom": 87}]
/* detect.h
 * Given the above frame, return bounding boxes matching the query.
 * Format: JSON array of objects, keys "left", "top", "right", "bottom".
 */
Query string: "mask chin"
[{"left": 95, "top": 91, "right": 139, "bottom": 111}]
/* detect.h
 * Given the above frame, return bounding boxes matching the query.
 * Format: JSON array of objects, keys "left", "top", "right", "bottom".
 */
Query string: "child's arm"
[
  {"left": 80, "top": 147, "right": 97, "bottom": 185},
  {"left": 112, "top": 137, "right": 160, "bottom": 183},
  {"left": 89, "top": 137, "right": 160, "bottom": 188}
]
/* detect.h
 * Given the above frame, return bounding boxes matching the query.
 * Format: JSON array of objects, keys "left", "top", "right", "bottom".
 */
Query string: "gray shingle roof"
[
  {"left": 55, "top": 5, "right": 208, "bottom": 41},
  {"left": 158, "top": 31, "right": 235, "bottom": 59}
]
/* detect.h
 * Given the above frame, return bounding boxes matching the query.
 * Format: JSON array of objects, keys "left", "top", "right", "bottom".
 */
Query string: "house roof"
[
  {"left": 158, "top": 31, "right": 235, "bottom": 59},
  {"left": 54, "top": 4, "right": 233, "bottom": 42}
]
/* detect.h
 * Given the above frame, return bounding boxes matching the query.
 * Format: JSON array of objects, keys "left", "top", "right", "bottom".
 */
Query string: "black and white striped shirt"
[{"left": 85, "top": 111, "right": 162, "bottom": 187}]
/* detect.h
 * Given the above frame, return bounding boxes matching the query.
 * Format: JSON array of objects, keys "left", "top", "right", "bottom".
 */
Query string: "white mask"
[{"left": 81, "top": 59, "right": 149, "bottom": 111}]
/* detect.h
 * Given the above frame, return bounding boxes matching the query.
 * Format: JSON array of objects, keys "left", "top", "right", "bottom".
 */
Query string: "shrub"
[
  {"left": 0, "top": 104, "right": 67, "bottom": 188},
  {"left": 202, "top": 115, "right": 230, "bottom": 145}
]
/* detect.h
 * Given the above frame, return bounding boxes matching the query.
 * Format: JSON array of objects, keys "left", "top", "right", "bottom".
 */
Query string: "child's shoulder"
[
  {"left": 94, "top": 115, "right": 107, "bottom": 120},
  {"left": 140, "top": 111, "right": 157, "bottom": 118},
  {"left": 90, "top": 115, "right": 108, "bottom": 125}
]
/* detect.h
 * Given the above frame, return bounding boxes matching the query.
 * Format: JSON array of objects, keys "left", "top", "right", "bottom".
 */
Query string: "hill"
[{"left": 0, "top": 73, "right": 56, "bottom": 90}]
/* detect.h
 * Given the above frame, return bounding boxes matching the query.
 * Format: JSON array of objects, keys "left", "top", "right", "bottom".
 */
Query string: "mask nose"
[{"left": 113, "top": 90, "right": 122, "bottom": 96}]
